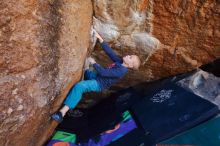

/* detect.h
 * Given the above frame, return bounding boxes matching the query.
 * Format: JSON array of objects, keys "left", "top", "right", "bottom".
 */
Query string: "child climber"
[{"left": 52, "top": 31, "right": 141, "bottom": 123}]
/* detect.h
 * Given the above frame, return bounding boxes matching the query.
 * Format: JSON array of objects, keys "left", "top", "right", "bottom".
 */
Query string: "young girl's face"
[{"left": 123, "top": 55, "right": 138, "bottom": 68}]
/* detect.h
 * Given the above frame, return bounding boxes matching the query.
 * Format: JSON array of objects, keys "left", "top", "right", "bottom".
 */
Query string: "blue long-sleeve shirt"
[{"left": 93, "top": 42, "right": 128, "bottom": 90}]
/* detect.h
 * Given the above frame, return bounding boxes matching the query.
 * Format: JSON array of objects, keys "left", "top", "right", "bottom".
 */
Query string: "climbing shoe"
[{"left": 51, "top": 111, "right": 63, "bottom": 123}]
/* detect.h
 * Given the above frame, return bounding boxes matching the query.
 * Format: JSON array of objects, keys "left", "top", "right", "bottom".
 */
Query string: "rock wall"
[
  {"left": 93, "top": 0, "right": 220, "bottom": 88},
  {"left": 0, "top": 0, "right": 92, "bottom": 145}
]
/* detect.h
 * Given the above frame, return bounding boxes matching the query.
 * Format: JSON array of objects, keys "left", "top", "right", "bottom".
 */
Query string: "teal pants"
[{"left": 64, "top": 70, "right": 101, "bottom": 109}]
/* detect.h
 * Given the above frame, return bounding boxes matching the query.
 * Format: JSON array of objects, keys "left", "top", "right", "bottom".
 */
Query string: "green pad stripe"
[{"left": 52, "top": 131, "right": 76, "bottom": 143}]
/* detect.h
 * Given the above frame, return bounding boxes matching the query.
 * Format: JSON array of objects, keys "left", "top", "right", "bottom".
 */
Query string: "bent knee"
[{"left": 74, "top": 82, "right": 87, "bottom": 89}]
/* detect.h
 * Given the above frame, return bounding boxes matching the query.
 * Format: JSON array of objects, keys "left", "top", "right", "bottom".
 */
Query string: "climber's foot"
[{"left": 51, "top": 111, "right": 63, "bottom": 123}]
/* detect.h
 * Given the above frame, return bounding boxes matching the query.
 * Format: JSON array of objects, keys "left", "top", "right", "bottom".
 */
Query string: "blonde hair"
[{"left": 132, "top": 55, "right": 141, "bottom": 70}]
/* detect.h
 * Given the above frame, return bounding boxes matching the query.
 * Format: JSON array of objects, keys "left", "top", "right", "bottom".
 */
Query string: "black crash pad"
[
  {"left": 131, "top": 83, "right": 219, "bottom": 143},
  {"left": 57, "top": 87, "right": 142, "bottom": 142}
]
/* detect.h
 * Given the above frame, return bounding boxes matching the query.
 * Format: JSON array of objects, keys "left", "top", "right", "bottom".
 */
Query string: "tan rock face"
[
  {"left": 0, "top": 0, "right": 92, "bottom": 146},
  {"left": 93, "top": 0, "right": 220, "bottom": 88},
  {"left": 150, "top": 0, "right": 220, "bottom": 80}
]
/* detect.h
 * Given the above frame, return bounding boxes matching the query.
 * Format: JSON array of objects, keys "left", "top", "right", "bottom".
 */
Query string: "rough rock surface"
[
  {"left": 93, "top": 0, "right": 220, "bottom": 88},
  {"left": 0, "top": 0, "right": 92, "bottom": 145}
]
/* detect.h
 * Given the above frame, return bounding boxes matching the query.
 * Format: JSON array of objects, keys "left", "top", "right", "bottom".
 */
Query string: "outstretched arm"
[{"left": 95, "top": 31, "right": 122, "bottom": 63}]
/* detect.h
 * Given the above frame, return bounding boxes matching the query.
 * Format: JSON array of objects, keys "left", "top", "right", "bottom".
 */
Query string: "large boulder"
[
  {"left": 92, "top": 0, "right": 220, "bottom": 88},
  {"left": 0, "top": 0, "right": 92, "bottom": 145}
]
